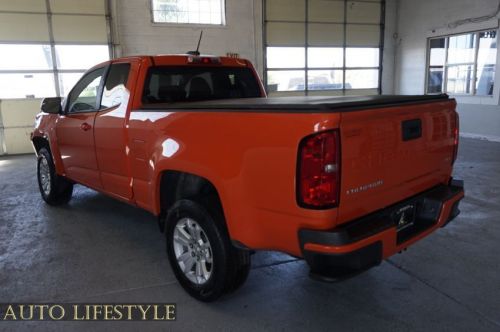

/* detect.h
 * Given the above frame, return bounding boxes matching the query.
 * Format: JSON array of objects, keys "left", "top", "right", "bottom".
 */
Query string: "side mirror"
[{"left": 40, "top": 97, "right": 62, "bottom": 114}]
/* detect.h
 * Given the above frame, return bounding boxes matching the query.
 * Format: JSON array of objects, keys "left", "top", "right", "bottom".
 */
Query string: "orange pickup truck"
[{"left": 31, "top": 54, "right": 464, "bottom": 301}]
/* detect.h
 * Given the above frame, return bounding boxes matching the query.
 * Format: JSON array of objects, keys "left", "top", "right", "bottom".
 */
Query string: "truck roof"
[{"left": 93, "top": 54, "right": 250, "bottom": 69}]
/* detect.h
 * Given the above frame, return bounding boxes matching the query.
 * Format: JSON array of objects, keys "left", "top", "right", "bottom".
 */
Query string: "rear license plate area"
[{"left": 393, "top": 198, "right": 441, "bottom": 244}]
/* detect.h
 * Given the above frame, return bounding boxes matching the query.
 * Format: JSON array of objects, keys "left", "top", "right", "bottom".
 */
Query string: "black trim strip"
[{"left": 138, "top": 94, "right": 451, "bottom": 114}]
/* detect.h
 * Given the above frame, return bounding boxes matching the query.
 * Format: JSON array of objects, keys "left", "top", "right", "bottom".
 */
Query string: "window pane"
[
  {"left": 67, "top": 68, "right": 105, "bottom": 112},
  {"left": 152, "top": 0, "right": 225, "bottom": 25},
  {"left": 0, "top": 73, "right": 56, "bottom": 98},
  {"left": 308, "top": 70, "right": 343, "bottom": 90},
  {"left": 0, "top": 44, "right": 52, "bottom": 70},
  {"left": 427, "top": 68, "right": 444, "bottom": 94},
  {"left": 267, "top": 70, "right": 305, "bottom": 91},
  {"left": 143, "top": 66, "right": 261, "bottom": 103},
  {"left": 102, "top": 63, "right": 131, "bottom": 108},
  {"left": 267, "top": 47, "right": 305, "bottom": 68},
  {"left": 307, "top": 48, "right": 343, "bottom": 68},
  {"left": 346, "top": 48, "right": 379, "bottom": 67},
  {"left": 476, "top": 65, "right": 495, "bottom": 96},
  {"left": 476, "top": 30, "right": 497, "bottom": 96},
  {"left": 55, "top": 45, "right": 109, "bottom": 70},
  {"left": 345, "top": 69, "right": 378, "bottom": 89},
  {"left": 429, "top": 38, "right": 446, "bottom": 66},
  {"left": 448, "top": 33, "right": 475, "bottom": 65},
  {"left": 446, "top": 65, "right": 473, "bottom": 94},
  {"left": 59, "top": 72, "right": 84, "bottom": 97}
]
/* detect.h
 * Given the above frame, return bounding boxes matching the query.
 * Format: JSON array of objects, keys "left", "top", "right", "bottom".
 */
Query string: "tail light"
[
  {"left": 297, "top": 130, "right": 340, "bottom": 209},
  {"left": 452, "top": 112, "right": 459, "bottom": 165}
]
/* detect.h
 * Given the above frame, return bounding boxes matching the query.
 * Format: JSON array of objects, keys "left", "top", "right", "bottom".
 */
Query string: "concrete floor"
[{"left": 0, "top": 137, "right": 499, "bottom": 331}]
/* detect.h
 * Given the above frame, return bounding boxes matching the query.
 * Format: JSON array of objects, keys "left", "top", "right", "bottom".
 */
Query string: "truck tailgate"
[{"left": 338, "top": 99, "right": 458, "bottom": 225}]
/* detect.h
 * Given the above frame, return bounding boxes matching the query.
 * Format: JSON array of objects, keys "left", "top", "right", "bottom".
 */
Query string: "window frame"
[
  {"left": 150, "top": 0, "right": 227, "bottom": 26},
  {"left": 425, "top": 28, "right": 498, "bottom": 97}
]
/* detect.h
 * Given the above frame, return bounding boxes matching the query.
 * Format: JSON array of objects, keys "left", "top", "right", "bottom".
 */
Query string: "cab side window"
[
  {"left": 101, "top": 63, "right": 131, "bottom": 109},
  {"left": 67, "top": 67, "right": 105, "bottom": 113}
]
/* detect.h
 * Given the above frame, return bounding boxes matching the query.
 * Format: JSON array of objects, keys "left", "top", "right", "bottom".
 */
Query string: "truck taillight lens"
[
  {"left": 297, "top": 130, "right": 340, "bottom": 209},
  {"left": 452, "top": 112, "right": 459, "bottom": 165}
]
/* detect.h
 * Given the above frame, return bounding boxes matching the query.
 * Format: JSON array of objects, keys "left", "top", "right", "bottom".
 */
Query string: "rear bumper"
[{"left": 299, "top": 179, "right": 464, "bottom": 277}]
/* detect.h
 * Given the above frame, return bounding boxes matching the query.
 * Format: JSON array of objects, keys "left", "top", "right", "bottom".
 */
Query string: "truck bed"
[{"left": 141, "top": 94, "right": 450, "bottom": 112}]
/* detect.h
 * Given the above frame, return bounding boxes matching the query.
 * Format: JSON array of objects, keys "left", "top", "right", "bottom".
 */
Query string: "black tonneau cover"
[{"left": 141, "top": 94, "right": 451, "bottom": 113}]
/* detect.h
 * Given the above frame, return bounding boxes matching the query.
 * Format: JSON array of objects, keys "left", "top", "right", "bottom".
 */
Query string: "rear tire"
[
  {"left": 37, "top": 147, "right": 73, "bottom": 205},
  {"left": 165, "top": 199, "right": 250, "bottom": 302}
]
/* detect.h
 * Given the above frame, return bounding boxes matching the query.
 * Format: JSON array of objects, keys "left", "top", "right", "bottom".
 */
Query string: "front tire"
[
  {"left": 37, "top": 147, "right": 73, "bottom": 205},
  {"left": 165, "top": 200, "right": 250, "bottom": 302}
]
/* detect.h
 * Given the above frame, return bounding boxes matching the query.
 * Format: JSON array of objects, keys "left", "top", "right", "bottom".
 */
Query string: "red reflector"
[
  {"left": 187, "top": 56, "right": 222, "bottom": 64},
  {"left": 297, "top": 130, "right": 340, "bottom": 208}
]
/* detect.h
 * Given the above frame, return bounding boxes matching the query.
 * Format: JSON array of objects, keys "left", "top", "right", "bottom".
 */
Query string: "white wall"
[
  {"left": 112, "top": 0, "right": 395, "bottom": 89},
  {"left": 112, "top": 0, "right": 264, "bottom": 75},
  {"left": 395, "top": 0, "right": 500, "bottom": 138}
]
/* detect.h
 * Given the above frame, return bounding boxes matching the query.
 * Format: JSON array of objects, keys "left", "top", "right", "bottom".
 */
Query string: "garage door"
[
  {"left": 264, "top": 0, "right": 384, "bottom": 96},
  {"left": 0, "top": 0, "right": 111, "bottom": 155}
]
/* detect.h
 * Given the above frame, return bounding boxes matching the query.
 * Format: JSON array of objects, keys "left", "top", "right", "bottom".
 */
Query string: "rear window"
[{"left": 142, "top": 66, "right": 261, "bottom": 104}]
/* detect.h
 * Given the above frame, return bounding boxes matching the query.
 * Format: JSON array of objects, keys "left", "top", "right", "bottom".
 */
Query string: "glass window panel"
[
  {"left": 427, "top": 68, "right": 444, "bottom": 94},
  {"left": 55, "top": 45, "right": 109, "bottom": 70},
  {"left": 58, "top": 72, "right": 85, "bottom": 97},
  {"left": 475, "top": 64, "right": 495, "bottom": 96},
  {"left": 152, "top": 0, "right": 225, "bottom": 25},
  {"left": 307, "top": 48, "right": 343, "bottom": 68},
  {"left": 101, "top": 63, "right": 131, "bottom": 108},
  {"left": 308, "top": 70, "right": 343, "bottom": 90},
  {"left": 67, "top": 68, "right": 105, "bottom": 112},
  {"left": 429, "top": 38, "right": 446, "bottom": 66},
  {"left": 0, "top": 44, "right": 52, "bottom": 70},
  {"left": 446, "top": 65, "right": 474, "bottom": 94},
  {"left": 448, "top": 33, "right": 475, "bottom": 65},
  {"left": 346, "top": 48, "right": 379, "bottom": 67},
  {"left": 267, "top": 47, "right": 305, "bottom": 68},
  {"left": 476, "top": 30, "right": 497, "bottom": 96},
  {"left": 0, "top": 73, "right": 56, "bottom": 99},
  {"left": 345, "top": 69, "right": 378, "bottom": 89},
  {"left": 267, "top": 70, "right": 305, "bottom": 91}
]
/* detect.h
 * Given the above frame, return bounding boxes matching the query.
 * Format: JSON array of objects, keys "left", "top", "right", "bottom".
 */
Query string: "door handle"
[{"left": 80, "top": 122, "right": 92, "bottom": 131}]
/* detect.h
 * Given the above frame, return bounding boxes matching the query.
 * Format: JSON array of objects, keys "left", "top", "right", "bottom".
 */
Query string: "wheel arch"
[
  {"left": 32, "top": 136, "right": 51, "bottom": 156},
  {"left": 158, "top": 170, "right": 227, "bottom": 234}
]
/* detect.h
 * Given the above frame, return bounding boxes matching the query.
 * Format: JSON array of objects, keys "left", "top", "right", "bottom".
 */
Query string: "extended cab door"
[
  {"left": 93, "top": 61, "right": 136, "bottom": 200},
  {"left": 55, "top": 67, "right": 106, "bottom": 189}
]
